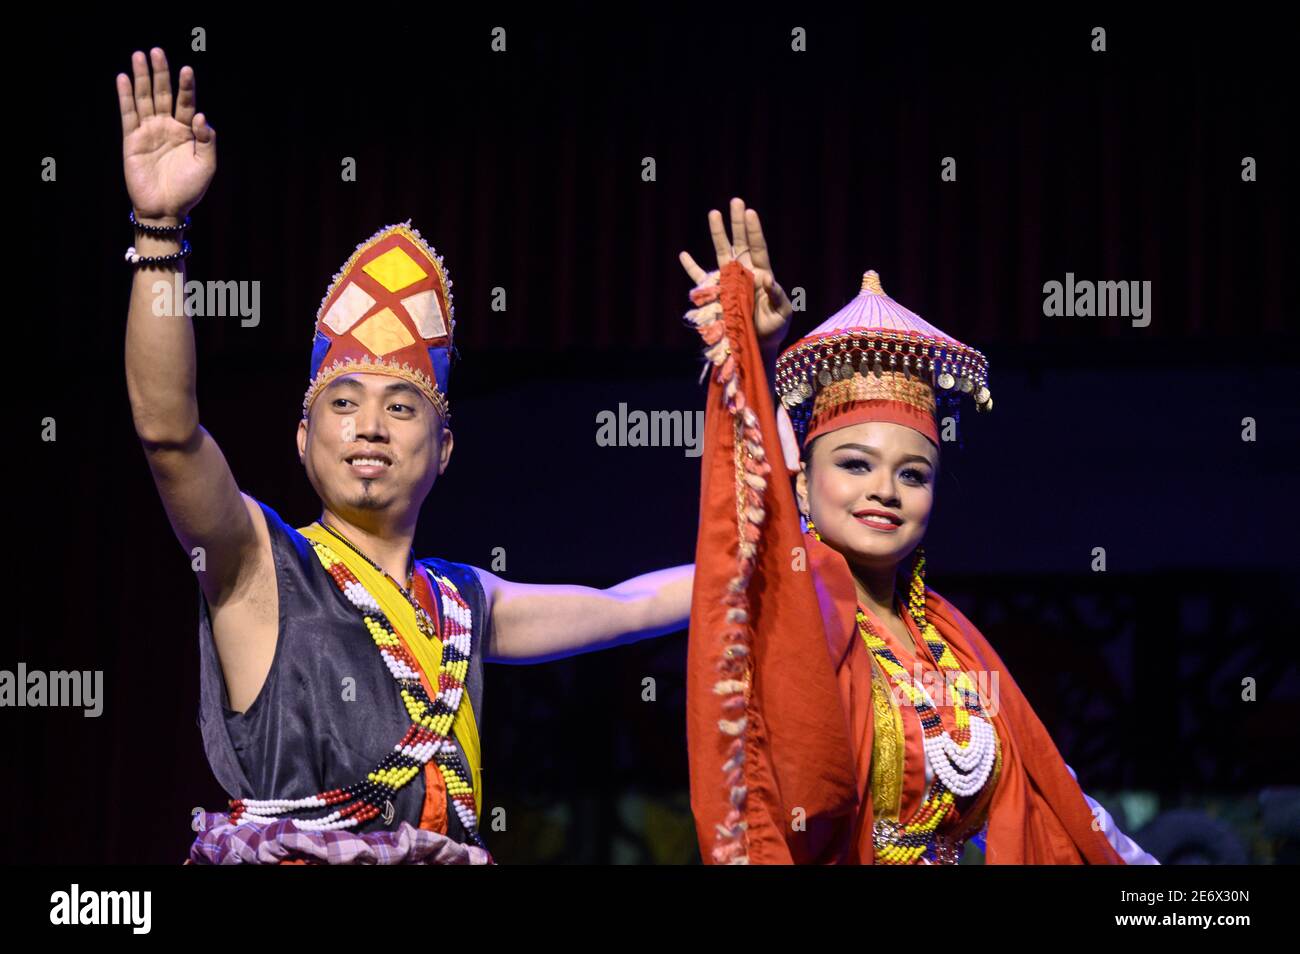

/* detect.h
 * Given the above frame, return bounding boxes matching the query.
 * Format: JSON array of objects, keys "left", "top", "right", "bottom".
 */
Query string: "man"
[{"left": 118, "top": 47, "right": 692, "bottom": 864}]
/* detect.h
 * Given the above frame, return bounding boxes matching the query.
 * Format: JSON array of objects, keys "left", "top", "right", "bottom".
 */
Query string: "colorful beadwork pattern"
[
  {"left": 858, "top": 558, "right": 998, "bottom": 863},
  {"left": 227, "top": 540, "right": 483, "bottom": 849}
]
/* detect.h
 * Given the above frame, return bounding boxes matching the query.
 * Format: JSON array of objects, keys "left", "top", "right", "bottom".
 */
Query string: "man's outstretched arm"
[{"left": 475, "top": 564, "right": 694, "bottom": 663}]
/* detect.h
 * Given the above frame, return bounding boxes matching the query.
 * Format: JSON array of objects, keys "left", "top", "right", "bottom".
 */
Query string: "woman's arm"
[
  {"left": 681, "top": 203, "right": 861, "bottom": 863},
  {"left": 1065, "top": 763, "right": 1161, "bottom": 865}
]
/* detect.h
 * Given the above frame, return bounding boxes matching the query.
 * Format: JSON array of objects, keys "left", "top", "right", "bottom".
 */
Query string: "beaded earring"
[
  {"left": 803, "top": 511, "right": 822, "bottom": 542},
  {"left": 905, "top": 545, "right": 928, "bottom": 629}
]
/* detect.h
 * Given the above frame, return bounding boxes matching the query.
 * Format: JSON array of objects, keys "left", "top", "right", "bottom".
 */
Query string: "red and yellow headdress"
[
  {"left": 302, "top": 221, "right": 455, "bottom": 422},
  {"left": 775, "top": 270, "right": 991, "bottom": 449}
]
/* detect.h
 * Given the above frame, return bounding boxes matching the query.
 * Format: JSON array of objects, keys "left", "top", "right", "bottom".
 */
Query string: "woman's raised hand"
[
  {"left": 679, "top": 197, "right": 794, "bottom": 357},
  {"left": 116, "top": 48, "right": 216, "bottom": 221}
]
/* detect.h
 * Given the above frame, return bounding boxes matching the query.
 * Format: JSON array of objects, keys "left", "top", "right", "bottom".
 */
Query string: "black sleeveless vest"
[{"left": 196, "top": 499, "right": 486, "bottom": 841}]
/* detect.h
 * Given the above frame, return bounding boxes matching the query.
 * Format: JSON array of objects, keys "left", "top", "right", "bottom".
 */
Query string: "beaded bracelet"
[
  {"left": 129, "top": 209, "right": 191, "bottom": 234},
  {"left": 125, "top": 240, "right": 192, "bottom": 268}
]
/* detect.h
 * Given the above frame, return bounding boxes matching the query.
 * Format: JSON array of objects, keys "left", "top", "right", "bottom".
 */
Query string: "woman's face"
[{"left": 795, "top": 420, "right": 937, "bottom": 572}]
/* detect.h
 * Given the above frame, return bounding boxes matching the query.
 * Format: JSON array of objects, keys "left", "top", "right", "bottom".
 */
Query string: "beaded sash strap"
[
  {"left": 227, "top": 541, "right": 484, "bottom": 849},
  {"left": 857, "top": 571, "right": 1000, "bottom": 865}
]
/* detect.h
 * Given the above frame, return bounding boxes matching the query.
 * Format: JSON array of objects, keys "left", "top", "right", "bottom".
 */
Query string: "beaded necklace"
[
  {"left": 227, "top": 532, "right": 483, "bottom": 849},
  {"left": 319, "top": 519, "right": 440, "bottom": 642},
  {"left": 860, "top": 571, "right": 997, "bottom": 864}
]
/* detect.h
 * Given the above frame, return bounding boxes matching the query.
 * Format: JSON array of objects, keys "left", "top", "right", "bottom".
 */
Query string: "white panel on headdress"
[
  {"left": 323, "top": 283, "right": 377, "bottom": 335},
  {"left": 400, "top": 289, "right": 448, "bottom": 340}
]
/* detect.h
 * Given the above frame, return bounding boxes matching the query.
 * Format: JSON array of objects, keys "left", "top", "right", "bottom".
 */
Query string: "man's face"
[{"left": 296, "top": 372, "right": 452, "bottom": 524}]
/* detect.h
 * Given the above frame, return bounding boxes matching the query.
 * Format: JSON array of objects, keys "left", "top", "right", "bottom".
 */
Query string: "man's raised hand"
[{"left": 117, "top": 48, "right": 216, "bottom": 221}]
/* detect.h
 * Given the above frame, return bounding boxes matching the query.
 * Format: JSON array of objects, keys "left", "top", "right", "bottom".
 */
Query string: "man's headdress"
[{"left": 302, "top": 221, "right": 455, "bottom": 422}]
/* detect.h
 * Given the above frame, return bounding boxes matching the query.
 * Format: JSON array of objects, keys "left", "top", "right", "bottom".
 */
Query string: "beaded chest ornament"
[
  {"left": 861, "top": 552, "right": 998, "bottom": 864},
  {"left": 226, "top": 540, "right": 484, "bottom": 850}
]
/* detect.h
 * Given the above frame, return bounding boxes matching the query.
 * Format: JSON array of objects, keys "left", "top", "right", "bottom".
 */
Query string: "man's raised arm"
[{"left": 120, "top": 47, "right": 266, "bottom": 609}]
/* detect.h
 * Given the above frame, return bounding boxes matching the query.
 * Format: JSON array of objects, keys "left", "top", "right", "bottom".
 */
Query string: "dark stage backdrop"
[{"left": 11, "top": 10, "right": 1297, "bottom": 864}]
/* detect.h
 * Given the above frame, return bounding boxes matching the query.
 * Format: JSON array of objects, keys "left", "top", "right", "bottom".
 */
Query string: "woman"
[{"left": 678, "top": 199, "right": 1157, "bottom": 865}]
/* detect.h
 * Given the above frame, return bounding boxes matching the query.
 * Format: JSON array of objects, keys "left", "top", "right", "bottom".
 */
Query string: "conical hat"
[{"left": 775, "top": 270, "right": 991, "bottom": 447}]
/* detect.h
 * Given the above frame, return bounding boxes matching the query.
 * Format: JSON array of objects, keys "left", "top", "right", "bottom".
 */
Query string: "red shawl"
[{"left": 685, "top": 260, "right": 1124, "bottom": 865}]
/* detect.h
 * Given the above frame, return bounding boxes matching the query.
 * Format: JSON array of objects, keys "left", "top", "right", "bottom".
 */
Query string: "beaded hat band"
[
  {"left": 776, "top": 270, "right": 992, "bottom": 449},
  {"left": 303, "top": 221, "right": 455, "bottom": 422}
]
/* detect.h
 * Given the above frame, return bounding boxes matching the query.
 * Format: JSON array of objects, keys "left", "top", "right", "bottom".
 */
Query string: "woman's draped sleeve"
[{"left": 683, "top": 260, "right": 860, "bottom": 864}]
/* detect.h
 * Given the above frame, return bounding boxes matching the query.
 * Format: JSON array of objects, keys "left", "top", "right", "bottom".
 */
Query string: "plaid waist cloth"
[{"left": 186, "top": 812, "right": 492, "bottom": 865}]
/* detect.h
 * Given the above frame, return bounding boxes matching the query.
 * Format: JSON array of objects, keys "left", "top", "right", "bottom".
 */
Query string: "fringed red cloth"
[{"left": 685, "top": 260, "right": 1125, "bottom": 865}]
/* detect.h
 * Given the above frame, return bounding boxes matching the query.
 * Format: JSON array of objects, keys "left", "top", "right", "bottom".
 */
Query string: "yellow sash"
[
  {"left": 870, "top": 657, "right": 906, "bottom": 821},
  {"left": 299, "top": 523, "right": 482, "bottom": 818}
]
